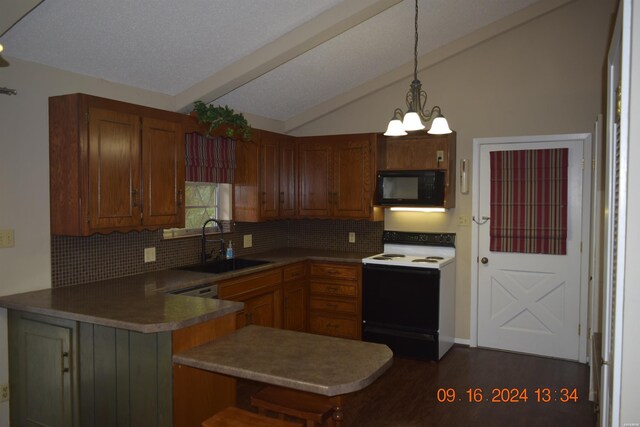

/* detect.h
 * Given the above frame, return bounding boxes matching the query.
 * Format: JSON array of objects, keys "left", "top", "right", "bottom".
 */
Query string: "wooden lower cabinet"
[
  {"left": 308, "top": 262, "right": 362, "bottom": 340},
  {"left": 218, "top": 268, "right": 284, "bottom": 329},
  {"left": 283, "top": 262, "right": 308, "bottom": 332}
]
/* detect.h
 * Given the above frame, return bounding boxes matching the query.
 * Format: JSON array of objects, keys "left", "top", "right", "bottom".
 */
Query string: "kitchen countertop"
[
  {"left": 173, "top": 325, "right": 393, "bottom": 396},
  {"left": 0, "top": 248, "right": 375, "bottom": 333}
]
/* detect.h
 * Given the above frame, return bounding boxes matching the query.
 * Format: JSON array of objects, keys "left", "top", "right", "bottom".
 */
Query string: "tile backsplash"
[{"left": 51, "top": 220, "right": 383, "bottom": 287}]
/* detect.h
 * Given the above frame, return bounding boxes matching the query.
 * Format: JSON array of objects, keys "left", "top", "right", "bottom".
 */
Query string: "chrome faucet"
[{"left": 201, "top": 218, "right": 225, "bottom": 264}]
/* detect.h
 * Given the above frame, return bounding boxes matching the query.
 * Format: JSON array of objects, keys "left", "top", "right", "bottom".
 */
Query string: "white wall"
[
  {"left": 0, "top": 58, "right": 175, "bottom": 425},
  {"left": 291, "top": 0, "right": 617, "bottom": 341},
  {"left": 620, "top": 1, "right": 640, "bottom": 423}
]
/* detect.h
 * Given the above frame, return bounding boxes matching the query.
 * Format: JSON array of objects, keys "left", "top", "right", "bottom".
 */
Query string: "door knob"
[{"left": 481, "top": 257, "right": 489, "bottom": 264}]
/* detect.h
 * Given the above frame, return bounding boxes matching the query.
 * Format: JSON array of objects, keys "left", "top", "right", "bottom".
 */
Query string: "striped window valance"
[
  {"left": 490, "top": 148, "right": 568, "bottom": 255},
  {"left": 185, "top": 132, "right": 236, "bottom": 183}
]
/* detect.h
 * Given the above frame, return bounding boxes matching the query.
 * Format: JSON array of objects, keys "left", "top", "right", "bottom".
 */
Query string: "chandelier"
[{"left": 384, "top": 0, "right": 451, "bottom": 136}]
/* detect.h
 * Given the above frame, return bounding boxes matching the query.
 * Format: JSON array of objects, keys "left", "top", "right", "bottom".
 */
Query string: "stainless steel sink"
[{"left": 176, "top": 258, "right": 271, "bottom": 274}]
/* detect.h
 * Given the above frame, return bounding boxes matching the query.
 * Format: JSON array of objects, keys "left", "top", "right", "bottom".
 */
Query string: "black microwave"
[{"left": 375, "top": 170, "right": 445, "bottom": 206}]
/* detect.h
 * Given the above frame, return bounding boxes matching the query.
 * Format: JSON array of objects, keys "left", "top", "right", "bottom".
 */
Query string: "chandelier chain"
[{"left": 413, "top": 0, "right": 419, "bottom": 81}]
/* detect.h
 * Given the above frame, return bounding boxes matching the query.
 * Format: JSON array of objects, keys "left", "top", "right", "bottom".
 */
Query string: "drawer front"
[
  {"left": 310, "top": 297, "right": 357, "bottom": 315},
  {"left": 283, "top": 263, "right": 306, "bottom": 282},
  {"left": 309, "top": 315, "right": 358, "bottom": 339},
  {"left": 310, "top": 263, "right": 358, "bottom": 281},
  {"left": 218, "top": 268, "right": 282, "bottom": 299},
  {"left": 310, "top": 281, "right": 357, "bottom": 298}
]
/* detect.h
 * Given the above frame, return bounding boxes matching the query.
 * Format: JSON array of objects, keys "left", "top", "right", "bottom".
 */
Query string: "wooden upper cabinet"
[
  {"left": 298, "top": 138, "right": 333, "bottom": 217},
  {"left": 234, "top": 130, "right": 297, "bottom": 222},
  {"left": 88, "top": 108, "right": 142, "bottom": 230},
  {"left": 49, "top": 93, "right": 185, "bottom": 235},
  {"left": 259, "top": 132, "right": 280, "bottom": 219},
  {"left": 279, "top": 138, "right": 297, "bottom": 218},
  {"left": 142, "top": 118, "right": 185, "bottom": 227},
  {"left": 332, "top": 135, "right": 373, "bottom": 218},
  {"left": 381, "top": 131, "right": 457, "bottom": 208},
  {"left": 298, "top": 133, "right": 380, "bottom": 220}
]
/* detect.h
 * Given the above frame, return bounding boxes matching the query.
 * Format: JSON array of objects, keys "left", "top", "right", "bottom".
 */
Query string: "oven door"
[{"left": 362, "top": 264, "right": 440, "bottom": 332}]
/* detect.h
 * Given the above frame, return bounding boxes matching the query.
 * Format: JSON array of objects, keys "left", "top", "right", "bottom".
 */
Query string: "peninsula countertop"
[
  {"left": 0, "top": 248, "right": 376, "bottom": 333},
  {"left": 173, "top": 325, "right": 393, "bottom": 396}
]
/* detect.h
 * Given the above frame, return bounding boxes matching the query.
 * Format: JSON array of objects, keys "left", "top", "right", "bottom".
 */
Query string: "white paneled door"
[{"left": 475, "top": 135, "right": 591, "bottom": 361}]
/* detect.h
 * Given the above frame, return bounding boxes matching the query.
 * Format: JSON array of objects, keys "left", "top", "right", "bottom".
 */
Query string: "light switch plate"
[
  {"left": 243, "top": 234, "right": 253, "bottom": 248},
  {"left": 458, "top": 216, "right": 470, "bottom": 226},
  {"left": 0, "top": 229, "right": 15, "bottom": 248},
  {"left": 144, "top": 247, "right": 156, "bottom": 263},
  {"left": 348, "top": 232, "right": 356, "bottom": 243},
  {"left": 0, "top": 383, "right": 8, "bottom": 403}
]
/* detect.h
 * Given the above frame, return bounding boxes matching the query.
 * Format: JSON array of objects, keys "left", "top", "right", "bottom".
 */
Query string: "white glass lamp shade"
[
  {"left": 402, "top": 111, "right": 425, "bottom": 131},
  {"left": 384, "top": 119, "right": 407, "bottom": 136},
  {"left": 427, "top": 116, "right": 452, "bottom": 134}
]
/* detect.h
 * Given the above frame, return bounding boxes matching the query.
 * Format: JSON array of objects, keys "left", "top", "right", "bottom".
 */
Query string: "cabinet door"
[
  {"left": 88, "top": 108, "right": 141, "bottom": 230},
  {"left": 279, "top": 136, "right": 297, "bottom": 217},
  {"left": 298, "top": 139, "right": 332, "bottom": 217},
  {"left": 142, "top": 117, "right": 185, "bottom": 227},
  {"left": 259, "top": 135, "right": 280, "bottom": 219},
  {"left": 245, "top": 292, "right": 276, "bottom": 327},
  {"left": 332, "top": 135, "right": 372, "bottom": 218},
  {"left": 284, "top": 282, "right": 307, "bottom": 332},
  {"left": 9, "top": 312, "right": 76, "bottom": 427}
]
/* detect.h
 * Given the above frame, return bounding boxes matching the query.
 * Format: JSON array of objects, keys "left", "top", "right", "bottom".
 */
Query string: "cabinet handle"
[
  {"left": 326, "top": 286, "right": 339, "bottom": 292},
  {"left": 132, "top": 189, "right": 139, "bottom": 207},
  {"left": 279, "top": 191, "right": 284, "bottom": 204},
  {"left": 326, "top": 303, "right": 339, "bottom": 309},
  {"left": 177, "top": 189, "right": 184, "bottom": 206},
  {"left": 62, "top": 351, "right": 70, "bottom": 374},
  {"left": 326, "top": 269, "right": 340, "bottom": 275},
  {"left": 261, "top": 192, "right": 266, "bottom": 205},
  {"left": 326, "top": 322, "right": 339, "bottom": 329},
  {"left": 284, "top": 296, "right": 288, "bottom": 309}
]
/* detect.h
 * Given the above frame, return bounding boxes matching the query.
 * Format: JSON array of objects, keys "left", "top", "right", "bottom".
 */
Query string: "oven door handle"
[{"left": 363, "top": 264, "right": 441, "bottom": 276}]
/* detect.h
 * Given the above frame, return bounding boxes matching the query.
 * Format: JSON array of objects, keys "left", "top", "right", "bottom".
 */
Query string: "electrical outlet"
[
  {"left": 458, "top": 215, "right": 470, "bottom": 226},
  {"left": 144, "top": 247, "right": 156, "bottom": 263},
  {"left": 348, "top": 232, "right": 356, "bottom": 243},
  {"left": 0, "top": 229, "right": 15, "bottom": 248},
  {"left": 243, "top": 234, "right": 253, "bottom": 248},
  {"left": 436, "top": 150, "right": 445, "bottom": 163},
  {"left": 0, "top": 383, "right": 8, "bottom": 403}
]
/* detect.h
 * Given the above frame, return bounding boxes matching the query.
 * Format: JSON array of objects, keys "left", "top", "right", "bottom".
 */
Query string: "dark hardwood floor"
[{"left": 237, "top": 346, "right": 596, "bottom": 427}]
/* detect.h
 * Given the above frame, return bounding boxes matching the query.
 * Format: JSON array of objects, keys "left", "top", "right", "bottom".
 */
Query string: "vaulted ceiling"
[{"left": 1, "top": 0, "right": 567, "bottom": 131}]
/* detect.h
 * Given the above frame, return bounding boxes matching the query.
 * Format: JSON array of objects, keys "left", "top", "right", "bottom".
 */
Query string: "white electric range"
[{"left": 361, "top": 231, "right": 456, "bottom": 361}]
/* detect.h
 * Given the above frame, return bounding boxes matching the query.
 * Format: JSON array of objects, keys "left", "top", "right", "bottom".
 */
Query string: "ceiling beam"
[
  {"left": 174, "top": 0, "right": 402, "bottom": 112},
  {"left": 284, "top": 0, "right": 575, "bottom": 132}
]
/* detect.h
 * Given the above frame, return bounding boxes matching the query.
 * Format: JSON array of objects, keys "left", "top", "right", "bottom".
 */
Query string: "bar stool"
[
  {"left": 251, "top": 386, "right": 335, "bottom": 427},
  {"left": 202, "top": 406, "right": 303, "bottom": 427}
]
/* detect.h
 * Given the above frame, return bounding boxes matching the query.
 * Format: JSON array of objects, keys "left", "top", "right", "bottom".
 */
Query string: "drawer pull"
[
  {"left": 326, "top": 303, "right": 339, "bottom": 309},
  {"left": 326, "top": 323, "right": 340, "bottom": 329},
  {"left": 327, "top": 286, "right": 339, "bottom": 292},
  {"left": 326, "top": 269, "right": 340, "bottom": 275}
]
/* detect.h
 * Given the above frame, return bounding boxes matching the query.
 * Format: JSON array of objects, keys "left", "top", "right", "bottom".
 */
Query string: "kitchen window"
[{"left": 163, "top": 181, "right": 232, "bottom": 239}]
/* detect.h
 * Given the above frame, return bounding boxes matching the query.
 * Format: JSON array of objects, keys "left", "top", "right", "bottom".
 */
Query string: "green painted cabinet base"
[
  {"left": 9, "top": 311, "right": 78, "bottom": 427},
  {"left": 9, "top": 311, "right": 172, "bottom": 427}
]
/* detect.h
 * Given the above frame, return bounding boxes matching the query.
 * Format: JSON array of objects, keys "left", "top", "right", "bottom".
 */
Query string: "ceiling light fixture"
[
  {"left": 0, "top": 43, "right": 9, "bottom": 67},
  {"left": 384, "top": 0, "right": 451, "bottom": 137}
]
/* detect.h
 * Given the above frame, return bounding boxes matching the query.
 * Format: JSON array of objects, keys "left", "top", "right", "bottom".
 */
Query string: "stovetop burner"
[{"left": 362, "top": 232, "right": 456, "bottom": 270}]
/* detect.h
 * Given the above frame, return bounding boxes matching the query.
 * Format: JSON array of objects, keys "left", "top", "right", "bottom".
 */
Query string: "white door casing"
[{"left": 471, "top": 134, "right": 591, "bottom": 363}]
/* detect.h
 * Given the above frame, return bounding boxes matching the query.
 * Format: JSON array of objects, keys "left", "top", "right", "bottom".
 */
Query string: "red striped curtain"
[
  {"left": 490, "top": 148, "right": 568, "bottom": 255},
  {"left": 185, "top": 132, "right": 236, "bottom": 183}
]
